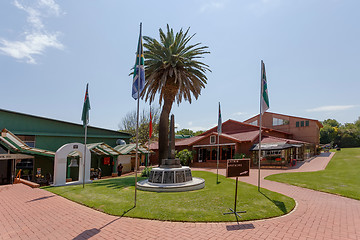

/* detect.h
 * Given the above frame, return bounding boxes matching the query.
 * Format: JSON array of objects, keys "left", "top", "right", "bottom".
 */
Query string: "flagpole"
[
  {"left": 83, "top": 124, "right": 87, "bottom": 188},
  {"left": 217, "top": 102, "right": 221, "bottom": 184},
  {"left": 217, "top": 132, "right": 219, "bottom": 184},
  {"left": 258, "top": 60, "right": 263, "bottom": 191},
  {"left": 134, "top": 22, "right": 142, "bottom": 207},
  {"left": 81, "top": 83, "right": 90, "bottom": 189},
  {"left": 148, "top": 103, "right": 152, "bottom": 167}
]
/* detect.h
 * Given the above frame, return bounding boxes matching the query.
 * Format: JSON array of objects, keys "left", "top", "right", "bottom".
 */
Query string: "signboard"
[
  {"left": 103, "top": 157, "right": 110, "bottom": 165},
  {"left": 226, "top": 159, "right": 250, "bottom": 178},
  {"left": 0, "top": 154, "right": 34, "bottom": 160}
]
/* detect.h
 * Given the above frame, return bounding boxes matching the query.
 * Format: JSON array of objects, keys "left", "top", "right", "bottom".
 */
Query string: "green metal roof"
[
  {"left": 114, "top": 143, "right": 153, "bottom": 155},
  {"left": 67, "top": 142, "right": 121, "bottom": 157},
  {"left": 0, "top": 129, "right": 55, "bottom": 157}
]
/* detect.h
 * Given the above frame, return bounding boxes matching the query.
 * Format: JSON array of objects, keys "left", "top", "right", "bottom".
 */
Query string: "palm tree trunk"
[{"left": 158, "top": 97, "right": 173, "bottom": 166}]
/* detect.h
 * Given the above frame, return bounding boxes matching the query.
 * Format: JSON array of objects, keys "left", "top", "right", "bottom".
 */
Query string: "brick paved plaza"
[{"left": 0, "top": 152, "right": 359, "bottom": 240}]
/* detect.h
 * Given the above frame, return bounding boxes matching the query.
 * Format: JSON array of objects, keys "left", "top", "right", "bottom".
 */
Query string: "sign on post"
[
  {"left": 226, "top": 159, "right": 250, "bottom": 178},
  {"left": 223, "top": 158, "right": 250, "bottom": 220}
]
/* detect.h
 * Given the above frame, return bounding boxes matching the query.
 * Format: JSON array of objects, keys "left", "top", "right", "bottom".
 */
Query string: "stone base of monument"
[{"left": 137, "top": 164, "right": 205, "bottom": 192}]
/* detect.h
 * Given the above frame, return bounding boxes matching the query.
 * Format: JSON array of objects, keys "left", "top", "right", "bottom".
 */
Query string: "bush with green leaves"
[
  {"left": 233, "top": 153, "right": 246, "bottom": 159},
  {"left": 176, "top": 149, "right": 193, "bottom": 166},
  {"left": 141, "top": 167, "right": 152, "bottom": 177}
]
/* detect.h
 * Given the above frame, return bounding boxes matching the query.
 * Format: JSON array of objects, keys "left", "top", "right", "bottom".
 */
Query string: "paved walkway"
[{"left": 1, "top": 153, "right": 359, "bottom": 240}]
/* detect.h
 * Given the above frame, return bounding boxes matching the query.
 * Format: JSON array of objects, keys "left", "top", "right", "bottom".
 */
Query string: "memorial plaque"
[
  {"left": 226, "top": 159, "right": 250, "bottom": 178},
  {"left": 163, "top": 171, "right": 174, "bottom": 184},
  {"left": 185, "top": 169, "right": 192, "bottom": 181},
  {"left": 175, "top": 171, "right": 185, "bottom": 183},
  {"left": 153, "top": 171, "right": 163, "bottom": 183}
]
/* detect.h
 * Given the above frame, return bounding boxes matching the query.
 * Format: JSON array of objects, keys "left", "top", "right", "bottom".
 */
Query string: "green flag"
[
  {"left": 81, "top": 83, "right": 90, "bottom": 127},
  {"left": 261, "top": 61, "right": 269, "bottom": 114}
]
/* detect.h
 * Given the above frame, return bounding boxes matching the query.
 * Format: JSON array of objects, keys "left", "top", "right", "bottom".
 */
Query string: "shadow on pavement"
[
  {"left": 73, "top": 228, "right": 100, "bottom": 240},
  {"left": 72, "top": 206, "right": 135, "bottom": 240},
  {"left": 226, "top": 223, "right": 255, "bottom": 231},
  {"left": 26, "top": 195, "right": 56, "bottom": 203}
]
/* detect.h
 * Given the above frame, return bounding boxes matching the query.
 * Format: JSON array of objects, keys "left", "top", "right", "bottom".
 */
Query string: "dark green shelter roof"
[
  {"left": 0, "top": 108, "right": 131, "bottom": 139},
  {"left": 0, "top": 129, "right": 55, "bottom": 157}
]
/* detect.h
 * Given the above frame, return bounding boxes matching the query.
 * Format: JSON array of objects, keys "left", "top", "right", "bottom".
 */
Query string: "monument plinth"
[{"left": 137, "top": 114, "right": 205, "bottom": 192}]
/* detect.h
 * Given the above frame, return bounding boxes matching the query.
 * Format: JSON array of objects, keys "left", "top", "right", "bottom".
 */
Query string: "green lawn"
[
  {"left": 266, "top": 148, "right": 360, "bottom": 200},
  {"left": 43, "top": 171, "right": 295, "bottom": 222}
]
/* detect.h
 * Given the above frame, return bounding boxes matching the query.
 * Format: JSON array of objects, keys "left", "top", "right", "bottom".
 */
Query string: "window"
[
  {"left": 17, "top": 135, "right": 36, "bottom": 147},
  {"left": 301, "top": 121, "right": 304, "bottom": 127},
  {"left": 296, "top": 121, "right": 299, "bottom": 127},
  {"left": 273, "top": 117, "right": 289, "bottom": 126},
  {"left": 305, "top": 120, "right": 309, "bottom": 126},
  {"left": 210, "top": 135, "right": 216, "bottom": 144},
  {"left": 249, "top": 120, "right": 258, "bottom": 126}
]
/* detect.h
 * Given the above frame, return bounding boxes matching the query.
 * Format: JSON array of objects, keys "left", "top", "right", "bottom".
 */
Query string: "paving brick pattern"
[{"left": 1, "top": 152, "right": 359, "bottom": 239}]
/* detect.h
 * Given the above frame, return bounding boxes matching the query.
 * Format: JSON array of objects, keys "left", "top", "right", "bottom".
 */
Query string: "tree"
[
  {"left": 119, "top": 106, "right": 160, "bottom": 144},
  {"left": 322, "top": 119, "right": 340, "bottom": 128},
  {"left": 194, "top": 130, "right": 204, "bottom": 136},
  {"left": 176, "top": 128, "right": 204, "bottom": 136},
  {"left": 176, "top": 128, "right": 195, "bottom": 136},
  {"left": 142, "top": 25, "right": 210, "bottom": 165}
]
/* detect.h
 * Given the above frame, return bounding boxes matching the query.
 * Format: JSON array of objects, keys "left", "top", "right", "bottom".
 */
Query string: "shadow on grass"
[
  {"left": 259, "top": 191, "right": 287, "bottom": 214},
  {"left": 90, "top": 176, "right": 146, "bottom": 190},
  {"left": 73, "top": 205, "right": 135, "bottom": 240}
]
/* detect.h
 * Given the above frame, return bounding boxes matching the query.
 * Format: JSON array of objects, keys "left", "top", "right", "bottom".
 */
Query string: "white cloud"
[
  {"left": 306, "top": 105, "right": 357, "bottom": 112},
  {"left": 0, "top": 0, "right": 64, "bottom": 64},
  {"left": 200, "top": 0, "right": 225, "bottom": 13}
]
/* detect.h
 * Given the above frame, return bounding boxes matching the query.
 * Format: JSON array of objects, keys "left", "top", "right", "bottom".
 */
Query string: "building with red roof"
[{"left": 149, "top": 113, "right": 322, "bottom": 168}]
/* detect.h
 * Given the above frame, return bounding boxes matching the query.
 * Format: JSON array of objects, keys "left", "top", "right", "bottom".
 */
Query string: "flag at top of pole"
[
  {"left": 217, "top": 102, "right": 222, "bottom": 134},
  {"left": 132, "top": 23, "right": 145, "bottom": 100},
  {"left": 81, "top": 83, "right": 91, "bottom": 127},
  {"left": 261, "top": 60, "right": 269, "bottom": 114}
]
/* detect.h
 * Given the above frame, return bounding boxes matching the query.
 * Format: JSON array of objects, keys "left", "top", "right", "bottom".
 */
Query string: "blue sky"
[{"left": 0, "top": 0, "right": 359, "bottom": 131}]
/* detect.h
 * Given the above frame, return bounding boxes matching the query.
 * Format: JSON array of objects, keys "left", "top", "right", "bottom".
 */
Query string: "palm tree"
[{"left": 142, "top": 25, "right": 210, "bottom": 165}]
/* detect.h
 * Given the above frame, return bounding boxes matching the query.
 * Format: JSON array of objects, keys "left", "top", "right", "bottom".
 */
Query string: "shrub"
[
  {"left": 176, "top": 149, "right": 193, "bottom": 166},
  {"left": 233, "top": 153, "right": 246, "bottom": 159},
  {"left": 141, "top": 167, "right": 152, "bottom": 177}
]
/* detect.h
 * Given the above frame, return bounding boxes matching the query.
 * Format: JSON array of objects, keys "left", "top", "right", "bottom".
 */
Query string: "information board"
[{"left": 226, "top": 159, "right": 250, "bottom": 178}]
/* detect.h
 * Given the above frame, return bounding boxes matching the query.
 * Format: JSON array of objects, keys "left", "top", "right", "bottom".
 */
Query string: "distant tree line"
[{"left": 320, "top": 118, "right": 360, "bottom": 148}]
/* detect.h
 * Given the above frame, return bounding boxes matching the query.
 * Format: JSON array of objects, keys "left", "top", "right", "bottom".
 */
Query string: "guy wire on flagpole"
[
  {"left": 134, "top": 22, "right": 142, "bottom": 207},
  {"left": 258, "top": 60, "right": 263, "bottom": 191}
]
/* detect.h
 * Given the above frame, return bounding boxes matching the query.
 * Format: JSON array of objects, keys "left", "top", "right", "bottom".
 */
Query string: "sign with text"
[
  {"left": 0, "top": 154, "right": 34, "bottom": 160},
  {"left": 226, "top": 159, "right": 250, "bottom": 178}
]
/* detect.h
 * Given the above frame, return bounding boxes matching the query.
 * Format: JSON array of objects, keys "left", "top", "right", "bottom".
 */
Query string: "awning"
[
  {"left": 114, "top": 143, "right": 153, "bottom": 155},
  {"left": 69, "top": 142, "right": 121, "bottom": 157},
  {"left": 0, "top": 129, "right": 55, "bottom": 157},
  {"left": 251, "top": 143, "right": 297, "bottom": 151}
]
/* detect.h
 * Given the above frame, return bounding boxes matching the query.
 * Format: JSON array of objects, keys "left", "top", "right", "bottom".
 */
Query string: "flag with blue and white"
[{"left": 132, "top": 23, "right": 145, "bottom": 100}]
